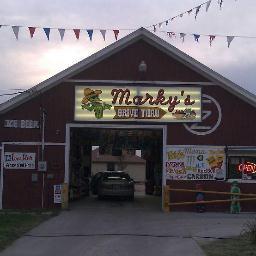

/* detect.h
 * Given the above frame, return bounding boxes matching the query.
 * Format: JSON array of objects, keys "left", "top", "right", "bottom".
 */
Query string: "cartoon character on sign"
[
  {"left": 81, "top": 88, "right": 112, "bottom": 119},
  {"left": 207, "top": 155, "right": 225, "bottom": 180},
  {"left": 172, "top": 108, "right": 196, "bottom": 120}
]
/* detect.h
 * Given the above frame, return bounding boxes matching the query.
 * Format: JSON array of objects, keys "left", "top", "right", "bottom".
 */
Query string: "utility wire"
[
  {"left": 146, "top": 0, "right": 211, "bottom": 29},
  {"left": 0, "top": 92, "right": 23, "bottom": 97},
  {"left": 146, "top": 0, "right": 235, "bottom": 29},
  {"left": 0, "top": 24, "right": 137, "bottom": 31},
  {"left": 157, "top": 29, "right": 256, "bottom": 39}
]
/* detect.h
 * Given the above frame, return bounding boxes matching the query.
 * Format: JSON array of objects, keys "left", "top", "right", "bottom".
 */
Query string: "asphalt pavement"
[{"left": 1, "top": 196, "right": 255, "bottom": 256}]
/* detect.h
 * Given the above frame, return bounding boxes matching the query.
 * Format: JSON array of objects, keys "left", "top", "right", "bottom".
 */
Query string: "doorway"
[{"left": 65, "top": 124, "right": 167, "bottom": 208}]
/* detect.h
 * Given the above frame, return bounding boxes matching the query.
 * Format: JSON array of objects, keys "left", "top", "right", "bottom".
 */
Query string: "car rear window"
[{"left": 102, "top": 172, "right": 131, "bottom": 181}]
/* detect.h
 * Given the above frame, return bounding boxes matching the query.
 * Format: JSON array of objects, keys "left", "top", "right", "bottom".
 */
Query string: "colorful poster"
[
  {"left": 165, "top": 146, "right": 226, "bottom": 180},
  {"left": 74, "top": 86, "right": 201, "bottom": 122},
  {"left": 4, "top": 152, "right": 36, "bottom": 169}
]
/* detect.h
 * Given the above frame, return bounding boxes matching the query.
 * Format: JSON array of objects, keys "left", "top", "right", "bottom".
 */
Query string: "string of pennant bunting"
[
  {"left": 148, "top": 0, "right": 238, "bottom": 32},
  {"left": 159, "top": 29, "right": 256, "bottom": 48},
  {"left": 0, "top": 24, "right": 124, "bottom": 41},
  {"left": 1, "top": 23, "right": 255, "bottom": 48}
]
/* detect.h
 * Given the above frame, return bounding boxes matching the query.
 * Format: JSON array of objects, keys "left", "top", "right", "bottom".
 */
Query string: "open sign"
[{"left": 237, "top": 162, "right": 256, "bottom": 174}]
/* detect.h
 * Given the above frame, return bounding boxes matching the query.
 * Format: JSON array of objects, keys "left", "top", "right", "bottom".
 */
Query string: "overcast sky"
[{"left": 0, "top": 0, "right": 255, "bottom": 103}]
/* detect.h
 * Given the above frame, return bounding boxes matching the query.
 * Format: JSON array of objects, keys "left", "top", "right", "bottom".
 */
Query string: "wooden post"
[
  {"left": 163, "top": 186, "right": 170, "bottom": 212},
  {"left": 61, "top": 183, "right": 69, "bottom": 210}
]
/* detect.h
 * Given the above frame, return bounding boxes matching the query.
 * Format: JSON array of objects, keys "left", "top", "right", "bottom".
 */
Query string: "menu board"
[{"left": 165, "top": 146, "right": 226, "bottom": 180}]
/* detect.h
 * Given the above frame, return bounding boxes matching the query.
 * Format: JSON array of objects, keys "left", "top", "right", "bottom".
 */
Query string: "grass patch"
[
  {"left": 0, "top": 210, "right": 58, "bottom": 251},
  {"left": 201, "top": 237, "right": 256, "bottom": 256}
]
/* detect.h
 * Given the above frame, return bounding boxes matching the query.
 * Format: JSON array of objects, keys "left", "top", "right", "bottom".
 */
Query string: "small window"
[
  {"left": 228, "top": 156, "right": 256, "bottom": 180},
  {"left": 107, "top": 162, "right": 115, "bottom": 171}
]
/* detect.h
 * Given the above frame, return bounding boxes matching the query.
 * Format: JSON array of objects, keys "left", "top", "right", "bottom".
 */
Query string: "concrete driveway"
[{"left": 0, "top": 196, "right": 254, "bottom": 256}]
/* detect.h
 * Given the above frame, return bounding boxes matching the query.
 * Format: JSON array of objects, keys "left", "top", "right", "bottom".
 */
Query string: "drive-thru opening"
[{"left": 68, "top": 127, "right": 163, "bottom": 205}]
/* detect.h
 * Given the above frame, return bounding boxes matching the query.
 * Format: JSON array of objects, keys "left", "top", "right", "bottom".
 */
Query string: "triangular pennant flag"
[
  {"left": 100, "top": 30, "right": 106, "bottom": 41},
  {"left": 195, "top": 5, "right": 201, "bottom": 19},
  {"left": 58, "top": 28, "right": 65, "bottom": 41},
  {"left": 43, "top": 28, "right": 50, "bottom": 40},
  {"left": 167, "top": 32, "right": 176, "bottom": 38},
  {"left": 113, "top": 29, "right": 119, "bottom": 40},
  {"left": 158, "top": 22, "right": 163, "bottom": 28},
  {"left": 12, "top": 26, "right": 20, "bottom": 40},
  {"left": 28, "top": 27, "right": 36, "bottom": 38},
  {"left": 87, "top": 29, "right": 93, "bottom": 41},
  {"left": 218, "top": 0, "right": 223, "bottom": 9},
  {"left": 227, "top": 36, "right": 234, "bottom": 48},
  {"left": 73, "top": 29, "right": 80, "bottom": 40},
  {"left": 180, "top": 33, "right": 186, "bottom": 43},
  {"left": 206, "top": 0, "right": 212, "bottom": 12},
  {"left": 209, "top": 35, "right": 216, "bottom": 46},
  {"left": 194, "top": 34, "right": 200, "bottom": 42},
  {"left": 187, "top": 9, "right": 193, "bottom": 15}
]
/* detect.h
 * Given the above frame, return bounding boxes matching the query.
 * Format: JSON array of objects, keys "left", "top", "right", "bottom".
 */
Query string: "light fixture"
[{"left": 138, "top": 60, "right": 147, "bottom": 72}]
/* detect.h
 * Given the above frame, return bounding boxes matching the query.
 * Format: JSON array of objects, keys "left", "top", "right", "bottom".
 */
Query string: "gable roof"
[{"left": 1, "top": 27, "right": 256, "bottom": 114}]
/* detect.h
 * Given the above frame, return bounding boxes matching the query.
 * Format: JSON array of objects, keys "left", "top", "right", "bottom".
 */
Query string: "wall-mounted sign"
[
  {"left": 4, "top": 120, "right": 40, "bottom": 129},
  {"left": 74, "top": 86, "right": 201, "bottom": 122},
  {"left": 38, "top": 161, "right": 47, "bottom": 172},
  {"left": 165, "top": 146, "right": 226, "bottom": 180},
  {"left": 237, "top": 162, "right": 256, "bottom": 174},
  {"left": 4, "top": 152, "right": 36, "bottom": 169},
  {"left": 54, "top": 184, "right": 62, "bottom": 204},
  {"left": 184, "top": 94, "right": 222, "bottom": 136}
]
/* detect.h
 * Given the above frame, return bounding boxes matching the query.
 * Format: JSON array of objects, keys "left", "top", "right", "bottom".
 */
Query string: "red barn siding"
[
  {"left": 73, "top": 40, "right": 209, "bottom": 82},
  {"left": 0, "top": 39, "right": 255, "bottom": 210}
]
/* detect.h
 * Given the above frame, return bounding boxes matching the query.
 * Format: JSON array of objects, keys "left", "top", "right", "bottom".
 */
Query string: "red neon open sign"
[{"left": 237, "top": 162, "right": 256, "bottom": 174}]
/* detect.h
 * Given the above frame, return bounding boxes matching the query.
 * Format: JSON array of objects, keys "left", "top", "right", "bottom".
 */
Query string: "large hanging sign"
[
  {"left": 4, "top": 152, "right": 36, "bottom": 169},
  {"left": 74, "top": 86, "right": 201, "bottom": 122},
  {"left": 165, "top": 146, "right": 226, "bottom": 180}
]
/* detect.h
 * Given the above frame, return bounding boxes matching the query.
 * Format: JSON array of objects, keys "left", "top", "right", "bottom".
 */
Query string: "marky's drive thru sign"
[{"left": 74, "top": 86, "right": 201, "bottom": 122}]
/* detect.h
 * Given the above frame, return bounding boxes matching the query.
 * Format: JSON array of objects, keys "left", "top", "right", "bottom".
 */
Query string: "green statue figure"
[{"left": 230, "top": 181, "right": 241, "bottom": 214}]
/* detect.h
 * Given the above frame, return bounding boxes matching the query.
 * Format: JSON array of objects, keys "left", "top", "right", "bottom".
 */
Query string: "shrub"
[{"left": 241, "top": 218, "right": 256, "bottom": 244}]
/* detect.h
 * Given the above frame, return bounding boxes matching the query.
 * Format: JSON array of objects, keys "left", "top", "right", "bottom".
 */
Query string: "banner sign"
[
  {"left": 4, "top": 120, "right": 40, "bottom": 129},
  {"left": 165, "top": 146, "right": 226, "bottom": 180},
  {"left": 74, "top": 86, "right": 201, "bottom": 122},
  {"left": 4, "top": 152, "right": 36, "bottom": 169}
]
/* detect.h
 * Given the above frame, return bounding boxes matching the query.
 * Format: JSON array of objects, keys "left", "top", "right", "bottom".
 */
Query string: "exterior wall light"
[{"left": 138, "top": 60, "right": 147, "bottom": 72}]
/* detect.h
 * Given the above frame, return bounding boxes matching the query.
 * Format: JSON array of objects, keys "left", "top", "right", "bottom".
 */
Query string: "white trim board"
[
  {"left": 0, "top": 27, "right": 256, "bottom": 114},
  {"left": 66, "top": 79, "right": 215, "bottom": 86}
]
